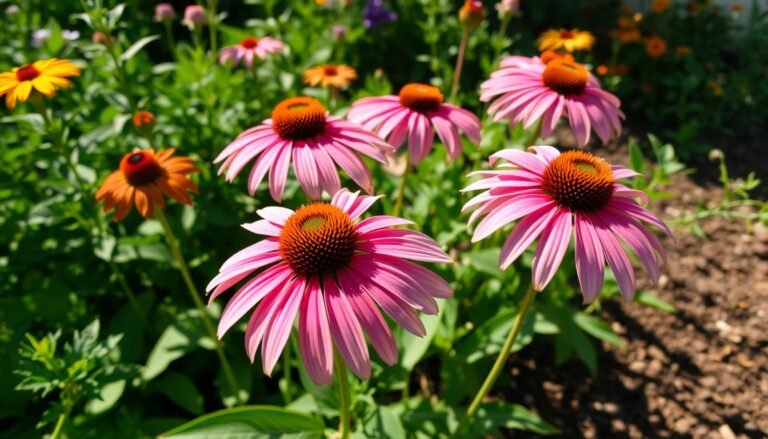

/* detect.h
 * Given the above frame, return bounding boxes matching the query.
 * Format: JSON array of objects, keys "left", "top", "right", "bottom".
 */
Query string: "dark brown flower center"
[
  {"left": 541, "top": 151, "right": 615, "bottom": 211},
  {"left": 398, "top": 83, "right": 444, "bottom": 113},
  {"left": 542, "top": 60, "right": 589, "bottom": 95},
  {"left": 120, "top": 151, "right": 165, "bottom": 186},
  {"left": 271, "top": 97, "right": 327, "bottom": 140},
  {"left": 279, "top": 204, "right": 358, "bottom": 275},
  {"left": 16, "top": 65, "right": 40, "bottom": 82},
  {"left": 560, "top": 30, "right": 574, "bottom": 39},
  {"left": 323, "top": 66, "right": 338, "bottom": 76}
]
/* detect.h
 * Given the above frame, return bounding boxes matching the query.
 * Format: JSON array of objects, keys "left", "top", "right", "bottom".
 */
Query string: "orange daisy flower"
[
  {"left": 645, "top": 36, "right": 668, "bottom": 58},
  {"left": 303, "top": 64, "right": 357, "bottom": 88},
  {"left": 96, "top": 149, "right": 199, "bottom": 221},
  {"left": 0, "top": 58, "right": 80, "bottom": 109}
]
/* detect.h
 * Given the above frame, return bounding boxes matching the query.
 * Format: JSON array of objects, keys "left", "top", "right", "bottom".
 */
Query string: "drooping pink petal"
[
  {"left": 499, "top": 204, "right": 559, "bottom": 270},
  {"left": 531, "top": 207, "right": 573, "bottom": 291},
  {"left": 324, "top": 277, "right": 371, "bottom": 380},
  {"left": 574, "top": 213, "right": 606, "bottom": 303},
  {"left": 261, "top": 276, "right": 306, "bottom": 375},
  {"left": 298, "top": 276, "right": 334, "bottom": 385}
]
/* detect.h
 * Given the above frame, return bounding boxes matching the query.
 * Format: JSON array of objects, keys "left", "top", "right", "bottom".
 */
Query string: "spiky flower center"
[
  {"left": 120, "top": 151, "right": 165, "bottom": 186},
  {"left": 279, "top": 204, "right": 358, "bottom": 275},
  {"left": 541, "top": 151, "right": 615, "bottom": 211},
  {"left": 16, "top": 65, "right": 40, "bottom": 82},
  {"left": 542, "top": 60, "right": 589, "bottom": 95},
  {"left": 399, "top": 83, "right": 443, "bottom": 113},
  {"left": 240, "top": 37, "right": 259, "bottom": 48},
  {"left": 271, "top": 97, "right": 327, "bottom": 140},
  {"left": 540, "top": 49, "right": 574, "bottom": 65}
]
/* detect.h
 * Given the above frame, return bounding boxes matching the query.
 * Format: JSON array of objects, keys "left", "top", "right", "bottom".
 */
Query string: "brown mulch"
[{"left": 499, "top": 131, "right": 768, "bottom": 438}]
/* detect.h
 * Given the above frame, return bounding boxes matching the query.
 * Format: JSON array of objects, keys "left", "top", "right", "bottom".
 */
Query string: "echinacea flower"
[
  {"left": 348, "top": 83, "right": 481, "bottom": 165},
  {"left": 480, "top": 56, "right": 623, "bottom": 146},
  {"left": 219, "top": 37, "right": 285, "bottom": 68},
  {"left": 537, "top": 28, "right": 595, "bottom": 52},
  {"left": 645, "top": 36, "right": 668, "bottom": 58},
  {"left": 207, "top": 189, "right": 453, "bottom": 384},
  {"left": 0, "top": 58, "right": 80, "bottom": 110},
  {"left": 133, "top": 110, "right": 156, "bottom": 135},
  {"left": 303, "top": 64, "right": 357, "bottom": 89},
  {"left": 215, "top": 96, "right": 391, "bottom": 201},
  {"left": 463, "top": 146, "right": 669, "bottom": 302},
  {"left": 459, "top": 0, "right": 485, "bottom": 32},
  {"left": 362, "top": 0, "right": 397, "bottom": 28},
  {"left": 96, "top": 149, "right": 198, "bottom": 221}
]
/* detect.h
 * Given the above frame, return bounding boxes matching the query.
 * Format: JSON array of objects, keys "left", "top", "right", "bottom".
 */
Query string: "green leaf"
[
  {"left": 119, "top": 35, "right": 160, "bottom": 62},
  {"left": 464, "top": 249, "right": 502, "bottom": 277},
  {"left": 158, "top": 406, "right": 324, "bottom": 438},
  {"left": 142, "top": 312, "right": 208, "bottom": 381},
  {"left": 84, "top": 379, "right": 126, "bottom": 415},
  {"left": 399, "top": 300, "right": 444, "bottom": 371},
  {"left": 573, "top": 312, "right": 624, "bottom": 349},
  {"left": 362, "top": 406, "right": 406, "bottom": 439},
  {"left": 456, "top": 307, "right": 534, "bottom": 363},
  {"left": 628, "top": 138, "right": 645, "bottom": 174},
  {"left": 635, "top": 291, "right": 676, "bottom": 313},
  {"left": 156, "top": 372, "right": 205, "bottom": 415},
  {"left": 472, "top": 402, "right": 559, "bottom": 435}
]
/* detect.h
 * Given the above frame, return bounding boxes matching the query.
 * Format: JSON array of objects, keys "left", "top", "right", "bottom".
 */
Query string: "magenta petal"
[
  {"left": 574, "top": 213, "right": 606, "bottom": 303},
  {"left": 324, "top": 277, "right": 371, "bottom": 380},
  {"left": 531, "top": 207, "right": 573, "bottom": 291},
  {"left": 500, "top": 205, "right": 559, "bottom": 270},
  {"left": 338, "top": 273, "right": 398, "bottom": 365},
  {"left": 588, "top": 214, "right": 637, "bottom": 301},
  {"left": 261, "top": 276, "right": 306, "bottom": 375},
  {"left": 298, "top": 277, "right": 334, "bottom": 386}
]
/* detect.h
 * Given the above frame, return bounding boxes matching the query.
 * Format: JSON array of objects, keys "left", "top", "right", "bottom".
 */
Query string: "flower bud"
[
  {"left": 495, "top": 0, "right": 520, "bottom": 19},
  {"left": 459, "top": 0, "right": 485, "bottom": 33},
  {"left": 133, "top": 111, "right": 156, "bottom": 136},
  {"left": 155, "top": 3, "right": 176, "bottom": 22},
  {"left": 92, "top": 31, "right": 113, "bottom": 46},
  {"left": 183, "top": 5, "right": 207, "bottom": 29}
]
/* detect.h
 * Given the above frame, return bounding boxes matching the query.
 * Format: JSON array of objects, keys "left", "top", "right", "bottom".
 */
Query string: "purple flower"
[{"left": 362, "top": 0, "right": 397, "bottom": 29}]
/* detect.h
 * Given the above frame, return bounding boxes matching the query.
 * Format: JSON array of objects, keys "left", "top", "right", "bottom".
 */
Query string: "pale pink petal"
[
  {"left": 269, "top": 141, "right": 292, "bottom": 202},
  {"left": 574, "top": 213, "right": 605, "bottom": 303},
  {"left": 292, "top": 141, "right": 321, "bottom": 199},
  {"left": 356, "top": 215, "right": 415, "bottom": 235}
]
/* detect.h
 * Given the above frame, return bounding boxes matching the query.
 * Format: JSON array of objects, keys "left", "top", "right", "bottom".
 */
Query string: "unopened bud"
[
  {"left": 133, "top": 111, "right": 156, "bottom": 136},
  {"left": 459, "top": 0, "right": 485, "bottom": 33}
]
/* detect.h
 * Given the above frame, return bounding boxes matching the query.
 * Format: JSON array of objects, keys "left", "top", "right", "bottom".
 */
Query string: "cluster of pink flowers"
[{"left": 199, "top": 3, "right": 667, "bottom": 388}]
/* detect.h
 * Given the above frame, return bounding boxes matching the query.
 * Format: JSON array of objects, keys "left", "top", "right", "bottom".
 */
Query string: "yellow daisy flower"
[
  {"left": 0, "top": 58, "right": 80, "bottom": 110},
  {"left": 537, "top": 28, "right": 595, "bottom": 52}
]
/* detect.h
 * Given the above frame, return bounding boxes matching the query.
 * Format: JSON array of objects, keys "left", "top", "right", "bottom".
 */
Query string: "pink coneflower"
[
  {"left": 154, "top": 3, "right": 175, "bottom": 21},
  {"left": 480, "top": 56, "right": 624, "bottom": 146},
  {"left": 463, "top": 146, "right": 669, "bottom": 302},
  {"left": 207, "top": 189, "right": 453, "bottom": 384},
  {"left": 215, "top": 97, "right": 391, "bottom": 201},
  {"left": 348, "top": 83, "right": 481, "bottom": 165},
  {"left": 183, "top": 5, "right": 207, "bottom": 28},
  {"left": 219, "top": 36, "right": 285, "bottom": 68}
]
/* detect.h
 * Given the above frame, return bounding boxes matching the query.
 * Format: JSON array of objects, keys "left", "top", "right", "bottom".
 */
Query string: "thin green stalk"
[
  {"left": 51, "top": 410, "right": 69, "bottom": 439},
  {"left": 334, "top": 350, "right": 351, "bottom": 439},
  {"left": 523, "top": 118, "right": 543, "bottom": 148},
  {"left": 163, "top": 21, "right": 177, "bottom": 58},
  {"left": 155, "top": 208, "right": 244, "bottom": 406},
  {"left": 207, "top": 0, "right": 219, "bottom": 56},
  {"left": 108, "top": 259, "right": 149, "bottom": 329},
  {"left": 451, "top": 283, "right": 538, "bottom": 437},
  {"left": 449, "top": 29, "right": 469, "bottom": 104},
  {"left": 104, "top": 42, "right": 137, "bottom": 111},
  {"left": 392, "top": 153, "right": 411, "bottom": 217}
]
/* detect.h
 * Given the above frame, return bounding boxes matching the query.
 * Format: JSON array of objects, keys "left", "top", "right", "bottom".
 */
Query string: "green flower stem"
[
  {"left": 451, "top": 282, "right": 538, "bottom": 437},
  {"left": 50, "top": 410, "right": 69, "bottom": 439},
  {"left": 524, "top": 118, "right": 543, "bottom": 148},
  {"left": 334, "top": 349, "right": 352, "bottom": 439},
  {"left": 104, "top": 41, "right": 137, "bottom": 111},
  {"left": 155, "top": 208, "right": 243, "bottom": 406},
  {"left": 392, "top": 153, "right": 411, "bottom": 218},
  {"left": 207, "top": 0, "right": 219, "bottom": 56},
  {"left": 163, "top": 21, "right": 178, "bottom": 59},
  {"left": 450, "top": 28, "right": 469, "bottom": 104}
]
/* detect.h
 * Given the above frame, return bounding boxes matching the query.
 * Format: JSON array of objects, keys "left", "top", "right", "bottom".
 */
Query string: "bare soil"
[{"left": 499, "top": 132, "right": 768, "bottom": 438}]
